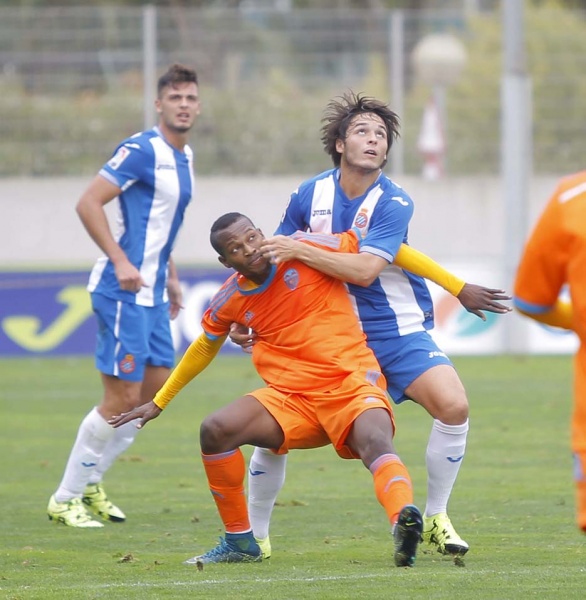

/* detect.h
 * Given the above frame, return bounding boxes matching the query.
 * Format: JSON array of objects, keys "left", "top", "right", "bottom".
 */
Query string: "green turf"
[{"left": 0, "top": 355, "right": 583, "bottom": 599}]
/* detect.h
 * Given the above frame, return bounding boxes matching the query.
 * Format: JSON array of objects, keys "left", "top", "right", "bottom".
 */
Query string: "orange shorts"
[{"left": 249, "top": 370, "right": 394, "bottom": 460}]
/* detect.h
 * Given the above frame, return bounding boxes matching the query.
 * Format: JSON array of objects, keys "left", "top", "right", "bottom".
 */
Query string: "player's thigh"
[
  {"left": 406, "top": 365, "right": 468, "bottom": 424},
  {"left": 316, "top": 372, "right": 394, "bottom": 460},
  {"left": 250, "top": 387, "right": 330, "bottom": 453},
  {"left": 369, "top": 331, "right": 454, "bottom": 405},
  {"left": 200, "top": 393, "right": 285, "bottom": 453},
  {"left": 91, "top": 293, "right": 149, "bottom": 383}
]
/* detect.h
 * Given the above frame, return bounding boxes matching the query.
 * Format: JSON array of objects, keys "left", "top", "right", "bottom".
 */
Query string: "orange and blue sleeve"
[{"left": 514, "top": 192, "right": 573, "bottom": 329}]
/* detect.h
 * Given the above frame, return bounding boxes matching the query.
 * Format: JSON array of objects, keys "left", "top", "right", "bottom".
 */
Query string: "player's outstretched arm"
[
  {"left": 457, "top": 284, "right": 512, "bottom": 321},
  {"left": 514, "top": 299, "right": 573, "bottom": 330},
  {"left": 394, "top": 245, "right": 511, "bottom": 320}
]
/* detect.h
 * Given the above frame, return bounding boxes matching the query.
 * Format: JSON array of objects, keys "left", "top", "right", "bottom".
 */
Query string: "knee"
[
  {"left": 435, "top": 395, "right": 469, "bottom": 424},
  {"left": 200, "top": 415, "right": 227, "bottom": 454}
]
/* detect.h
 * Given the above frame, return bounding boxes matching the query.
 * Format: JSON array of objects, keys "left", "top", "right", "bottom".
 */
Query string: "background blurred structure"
[
  {"left": 0, "top": 2, "right": 585, "bottom": 178},
  {"left": 0, "top": 1, "right": 584, "bottom": 357},
  {"left": 412, "top": 32, "right": 467, "bottom": 179}
]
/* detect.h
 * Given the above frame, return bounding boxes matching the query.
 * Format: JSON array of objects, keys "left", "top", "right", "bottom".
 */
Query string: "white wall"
[{"left": 0, "top": 174, "right": 560, "bottom": 268}]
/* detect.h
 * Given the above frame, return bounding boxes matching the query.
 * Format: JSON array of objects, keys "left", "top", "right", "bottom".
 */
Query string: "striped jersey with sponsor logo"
[
  {"left": 276, "top": 168, "right": 434, "bottom": 341},
  {"left": 88, "top": 126, "right": 194, "bottom": 306},
  {"left": 202, "top": 230, "right": 385, "bottom": 393}
]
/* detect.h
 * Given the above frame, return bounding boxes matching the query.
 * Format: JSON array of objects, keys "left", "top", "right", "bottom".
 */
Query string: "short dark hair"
[
  {"left": 320, "top": 91, "right": 400, "bottom": 168},
  {"left": 157, "top": 63, "right": 198, "bottom": 97},
  {"left": 210, "top": 212, "right": 253, "bottom": 256}
]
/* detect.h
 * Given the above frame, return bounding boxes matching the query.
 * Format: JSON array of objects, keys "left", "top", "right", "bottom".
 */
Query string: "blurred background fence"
[
  {"left": 1, "top": 3, "right": 585, "bottom": 178},
  {"left": 0, "top": 2, "right": 584, "bottom": 356}
]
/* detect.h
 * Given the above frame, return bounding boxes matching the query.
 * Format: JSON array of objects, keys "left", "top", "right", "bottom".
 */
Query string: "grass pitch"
[{"left": 1, "top": 354, "right": 584, "bottom": 599}]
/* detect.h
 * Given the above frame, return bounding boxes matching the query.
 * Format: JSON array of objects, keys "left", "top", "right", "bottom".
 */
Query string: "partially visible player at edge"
[
  {"left": 47, "top": 63, "right": 200, "bottom": 528},
  {"left": 109, "top": 212, "right": 425, "bottom": 568},
  {"left": 234, "top": 92, "right": 511, "bottom": 559},
  {"left": 513, "top": 170, "right": 586, "bottom": 534}
]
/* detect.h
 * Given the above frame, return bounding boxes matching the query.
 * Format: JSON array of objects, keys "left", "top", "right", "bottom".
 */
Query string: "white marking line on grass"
[
  {"left": 62, "top": 572, "right": 394, "bottom": 591},
  {"left": 40, "top": 564, "right": 586, "bottom": 593}
]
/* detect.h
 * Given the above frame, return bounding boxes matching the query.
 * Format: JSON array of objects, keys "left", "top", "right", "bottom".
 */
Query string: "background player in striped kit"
[
  {"left": 47, "top": 63, "right": 200, "bottom": 528},
  {"left": 237, "top": 92, "right": 511, "bottom": 558},
  {"left": 514, "top": 170, "right": 586, "bottom": 534}
]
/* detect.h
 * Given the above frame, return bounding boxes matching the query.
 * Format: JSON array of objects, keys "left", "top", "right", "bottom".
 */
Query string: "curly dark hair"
[
  {"left": 320, "top": 91, "right": 400, "bottom": 168},
  {"left": 157, "top": 63, "right": 198, "bottom": 98}
]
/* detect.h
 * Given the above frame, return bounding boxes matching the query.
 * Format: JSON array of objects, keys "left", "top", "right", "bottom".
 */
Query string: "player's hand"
[
  {"left": 457, "top": 283, "right": 512, "bottom": 321},
  {"left": 167, "top": 277, "right": 184, "bottom": 320},
  {"left": 114, "top": 258, "right": 147, "bottom": 293},
  {"left": 108, "top": 401, "right": 162, "bottom": 429},
  {"left": 229, "top": 322, "right": 256, "bottom": 354},
  {"left": 261, "top": 235, "right": 302, "bottom": 264}
]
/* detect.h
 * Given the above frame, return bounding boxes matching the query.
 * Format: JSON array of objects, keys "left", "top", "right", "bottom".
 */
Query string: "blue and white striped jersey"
[
  {"left": 275, "top": 168, "right": 434, "bottom": 340},
  {"left": 87, "top": 126, "right": 194, "bottom": 307}
]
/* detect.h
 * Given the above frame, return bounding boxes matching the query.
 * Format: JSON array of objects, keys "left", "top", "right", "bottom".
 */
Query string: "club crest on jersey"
[
  {"left": 119, "top": 354, "right": 136, "bottom": 374},
  {"left": 283, "top": 268, "right": 299, "bottom": 290},
  {"left": 245, "top": 311, "right": 254, "bottom": 323},
  {"left": 354, "top": 209, "right": 369, "bottom": 229},
  {"left": 107, "top": 146, "right": 131, "bottom": 170}
]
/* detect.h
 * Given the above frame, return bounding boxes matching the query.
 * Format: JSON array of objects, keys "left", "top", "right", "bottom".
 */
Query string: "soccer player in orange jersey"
[
  {"left": 514, "top": 170, "right": 586, "bottom": 533},
  {"left": 110, "top": 212, "right": 423, "bottom": 567}
]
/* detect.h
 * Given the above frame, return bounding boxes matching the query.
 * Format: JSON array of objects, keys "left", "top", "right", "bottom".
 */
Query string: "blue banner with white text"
[{"left": 0, "top": 269, "right": 237, "bottom": 357}]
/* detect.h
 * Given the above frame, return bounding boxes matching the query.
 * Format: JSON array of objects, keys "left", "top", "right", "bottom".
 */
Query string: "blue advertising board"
[{"left": 0, "top": 269, "right": 235, "bottom": 357}]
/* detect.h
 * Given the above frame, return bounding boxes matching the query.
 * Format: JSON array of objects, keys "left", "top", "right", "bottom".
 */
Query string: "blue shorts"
[
  {"left": 367, "top": 331, "right": 453, "bottom": 404},
  {"left": 91, "top": 293, "right": 174, "bottom": 382}
]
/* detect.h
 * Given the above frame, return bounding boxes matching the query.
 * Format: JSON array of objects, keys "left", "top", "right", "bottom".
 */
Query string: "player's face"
[
  {"left": 156, "top": 82, "right": 200, "bottom": 134},
  {"left": 217, "top": 218, "right": 272, "bottom": 283},
  {"left": 336, "top": 112, "right": 388, "bottom": 173}
]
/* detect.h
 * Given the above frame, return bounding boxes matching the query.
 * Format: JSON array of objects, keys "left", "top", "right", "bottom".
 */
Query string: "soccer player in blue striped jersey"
[
  {"left": 47, "top": 64, "right": 200, "bottom": 528},
  {"left": 243, "top": 92, "right": 511, "bottom": 558}
]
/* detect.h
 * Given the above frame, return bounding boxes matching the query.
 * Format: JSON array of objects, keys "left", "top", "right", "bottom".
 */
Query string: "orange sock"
[
  {"left": 370, "top": 453, "right": 413, "bottom": 526},
  {"left": 201, "top": 449, "right": 250, "bottom": 533}
]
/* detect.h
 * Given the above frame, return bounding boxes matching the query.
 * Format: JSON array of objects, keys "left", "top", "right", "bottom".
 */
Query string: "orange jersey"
[
  {"left": 514, "top": 170, "right": 586, "bottom": 341},
  {"left": 202, "top": 231, "right": 385, "bottom": 393}
]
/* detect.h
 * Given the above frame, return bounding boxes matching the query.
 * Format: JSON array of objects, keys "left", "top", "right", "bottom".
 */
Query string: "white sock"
[
  {"left": 247, "top": 447, "right": 287, "bottom": 540},
  {"left": 54, "top": 407, "right": 114, "bottom": 502},
  {"left": 88, "top": 419, "right": 140, "bottom": 485},
  {"left": 425, "top": 419, "right": 469, "bottom": 517}
]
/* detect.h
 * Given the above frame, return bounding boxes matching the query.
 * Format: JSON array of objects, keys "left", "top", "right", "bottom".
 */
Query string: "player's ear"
[
  {"left": 218, "top": 256, "right": 230, "bottom": 269},
  {"left": 155, "top": 98, "right": 162, "bottom": 114}
]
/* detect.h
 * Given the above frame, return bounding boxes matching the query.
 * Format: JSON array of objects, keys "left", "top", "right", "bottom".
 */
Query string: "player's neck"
[
  {"left": 157, "top": 122, "right": 189, "bottom": 152},
  {"left": 338, "top": 167, "right": 381, "bottom": 200}
]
